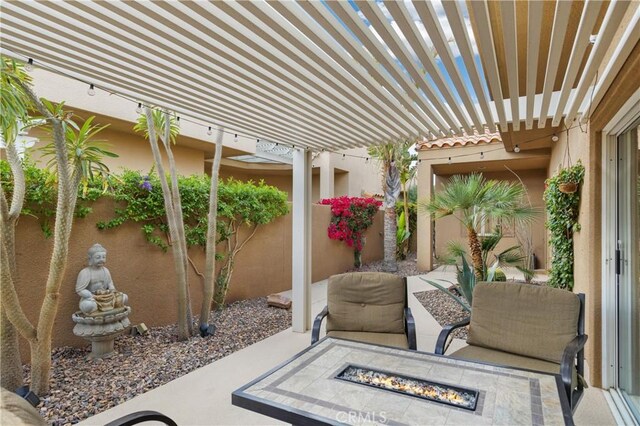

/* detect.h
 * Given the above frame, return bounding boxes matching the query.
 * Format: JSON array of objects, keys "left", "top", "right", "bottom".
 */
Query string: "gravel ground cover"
[
  {"left": 23, "top": 297, "right": 291, "bottom": 426},
  {"left": 348, "top": 252, "right": 421, "bottom": 277},
  {"left": 413, "top": 289, "right": 469, "bottom": 340}
]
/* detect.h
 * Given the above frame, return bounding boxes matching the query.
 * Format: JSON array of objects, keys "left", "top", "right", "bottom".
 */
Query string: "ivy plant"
[{"left": 543, "top": 161, "right": 585, "bottom": 290}]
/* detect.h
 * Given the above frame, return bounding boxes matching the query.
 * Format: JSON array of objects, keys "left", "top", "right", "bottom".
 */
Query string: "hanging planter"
[{"left": 558, "top": 182, "right": 578, "bottom": 194}]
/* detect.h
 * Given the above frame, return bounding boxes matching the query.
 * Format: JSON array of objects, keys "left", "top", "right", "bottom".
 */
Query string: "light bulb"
[
  {"left": 365, "top": 157, "right": 369, "bottom": 164},
  {"left": 234, "top": 134, "right": 238, "bottom": 142},
  {"left": 25, "top": 58, "right": 34, "bottom": 72},
  {"left": 551, "top": 134, "right": 559, "bottom": 142},
  {"left": 342, "top": 154, "right": 346, "bottom": 160},
  {"left": 87, "top": 84, "right": 95, "bottom": 96},
  {"left": 136, "top": 103, "right": 143, "bottom": 114},
  {"left": 480, "top": 152, "right": 484, "bottom": 159},
  {"left": 257, "top": 138, "right": 260, "bottom": 143},
  {"left": 448, "top": 157, "right": 451, "bottom": 164},
  {"left": 514, "top": 145, "right": 521, "bottom": 153},
  {"left": 207, "top": 126, "right": 212, "bottom": 136}
]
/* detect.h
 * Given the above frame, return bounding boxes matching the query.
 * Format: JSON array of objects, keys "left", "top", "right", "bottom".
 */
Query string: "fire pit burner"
[{"left": 335, "top": 365, "right": 479, "bottom": 411}]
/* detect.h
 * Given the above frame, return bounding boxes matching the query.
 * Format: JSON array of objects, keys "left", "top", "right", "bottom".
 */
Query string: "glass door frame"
[{"left": 601, "top": 88, "right": 640, "bottom": 424}]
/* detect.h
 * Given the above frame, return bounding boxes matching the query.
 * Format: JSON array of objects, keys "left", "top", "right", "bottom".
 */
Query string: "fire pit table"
[{"left": 232, "top": 337, "right": 573, "bottom": 425}]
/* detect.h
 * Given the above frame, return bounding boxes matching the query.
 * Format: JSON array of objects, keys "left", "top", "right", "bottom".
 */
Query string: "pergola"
[{"left": 2, "top": 0, "right": 638, "bottom": 331}]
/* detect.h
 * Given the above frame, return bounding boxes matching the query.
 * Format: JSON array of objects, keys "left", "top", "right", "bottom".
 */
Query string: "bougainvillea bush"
[{"left": 319, "top": 196, "right": 382, "bottom": 267}]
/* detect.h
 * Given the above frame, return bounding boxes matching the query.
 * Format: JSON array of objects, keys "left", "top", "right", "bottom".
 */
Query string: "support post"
[
  {"left": 292, "top": 149, "right": 312, "bottom": 332},
  {"left": 319, "top": 151, "right": 334, "bottom": 200},
  {"left": 417, "top": 163, "right": 435, "bottom": 271}
]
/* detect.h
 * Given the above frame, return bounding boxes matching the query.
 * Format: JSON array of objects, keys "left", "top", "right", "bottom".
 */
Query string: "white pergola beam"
[
  {"left": 549, "top": 0, "right": 603, "bottom": 127},
  {"left": 537, "top": 1, "right": 574, "bottom": 128},
  {"left": 358, "top": 0, "right": 467, "bottom": 134},
  {"left": 469, "top": 1, "right": 508, "bottom": 129},
  {"left": 296, "top": 1, "right": 433, "bottom": 137},
  {"left": 326, "top": 1, "right": 445, "bottom": 135},
  {"left": 239, "top": 1, "right": 412, "bottom": 139},
  {"left": 560, "top": 0, "right": 631, "bottom": 126},
  {"left": 412, "top": 1, "right": 484, "bottom": 133},
  {"left": 441, "top": 0, "right": 496, "bottom": 132},
  {"left": 525, "top": 1, "right": 543, "bottom": 129},
  {"left": 584, "top": 7, "right": 640, "bottom": 119},
  {"left": 500, "top": 1, "right": 520, "bottom": 131},
  {"left": 269, "top": 0, "right": 425, "bottom": 136}
]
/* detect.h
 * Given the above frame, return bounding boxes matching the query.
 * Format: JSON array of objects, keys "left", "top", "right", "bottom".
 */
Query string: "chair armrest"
[
  {"left": 434, "top": 318, "right": 470, "bottom": 355},
  {"left": 105, "top": 410, "right": 177, "bottom": 426},
  {"left": 404, "top": 307, "right": 417, "bottom": 350},
  {"left": 560, "top": 334, "right": 588, "bottom": 407},
  {"left": 311, "top": 306, "right": 328, "bottom": 344}
]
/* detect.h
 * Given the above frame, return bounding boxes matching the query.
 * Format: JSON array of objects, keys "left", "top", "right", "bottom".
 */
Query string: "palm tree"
[
  {"left": 368, "top": 142, "right": 400, "bottom": 272},
  {"left": 420, "top": 173, "right": 538, "bottom": 280},
  {"left": 395, "top": 139, "right": 417, "bottom": 258}
]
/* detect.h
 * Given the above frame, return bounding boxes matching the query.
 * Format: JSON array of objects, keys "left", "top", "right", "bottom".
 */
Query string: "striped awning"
[{"left": 1, "top": 1, "right": 638, "bottom": 151}]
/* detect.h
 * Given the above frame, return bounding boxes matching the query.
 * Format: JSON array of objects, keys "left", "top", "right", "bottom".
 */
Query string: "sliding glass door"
[{"left": 617, "top": 122, "right": 640, "bottom": 419}]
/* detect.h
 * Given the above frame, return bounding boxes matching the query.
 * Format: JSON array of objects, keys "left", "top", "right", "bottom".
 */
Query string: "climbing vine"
[
  {"left": 0, "top": 159, "right": 103, "bottom": 237},
  {"left": 543, "top": 161, "right": 585, "bottom": 290}
]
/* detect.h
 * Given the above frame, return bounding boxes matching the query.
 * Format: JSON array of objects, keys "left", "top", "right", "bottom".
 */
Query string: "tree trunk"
[
  {"left": 382, "top": 206, "right": 398, "bottom": 272},
  {"left": 467, "top": 227, "right": 484, "bottom": 280},
  {"left": 29, "top": 339, "right": 51, "bottom": 396},
  {"left": 201, "top": 128, "right": 224, "bottom": 331},
  {"left": 0, "top": 309, "right": 23, "bottom": 392},
  {"left": 144, "top": 108, "right": 192, "bottom": 340}
]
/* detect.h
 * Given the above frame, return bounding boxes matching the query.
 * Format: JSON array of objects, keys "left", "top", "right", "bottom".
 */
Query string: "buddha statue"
[{"left": 76, "top": 243, "right": 128, "bottom": 315}]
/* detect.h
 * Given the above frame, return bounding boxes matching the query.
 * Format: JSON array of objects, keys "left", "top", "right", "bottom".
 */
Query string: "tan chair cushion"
[
  {"left": 0, "top": 388, "right": 47, "bottom": 426},
  {"left": 327, "top": 331, "right": 409, "bottom": 349},
  {"left": 326, "top": 272, "right": 405, "bottom": 334},
  {"left": 450, "top": 345, "right": 577, "bottom": 388},
  {"left": 467, "top": 282, "right": 580, "bottom": 363}
]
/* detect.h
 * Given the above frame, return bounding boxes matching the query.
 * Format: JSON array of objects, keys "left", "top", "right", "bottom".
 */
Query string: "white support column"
[
  {"left": 318, "top": 151, "right": 334, "bottom": 200},
  {"left": 292, "top": 148, "right": 312, "bottom": 332}
]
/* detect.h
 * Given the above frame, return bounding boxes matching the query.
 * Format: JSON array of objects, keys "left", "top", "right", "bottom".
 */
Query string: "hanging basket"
[{"left": 558, "top": 182, "right": 578, "bottom": 194}]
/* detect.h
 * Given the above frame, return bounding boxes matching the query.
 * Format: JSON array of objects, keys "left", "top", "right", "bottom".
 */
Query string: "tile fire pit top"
[{"left": 232, "top": 337, "right": 573, "bottom": 426}]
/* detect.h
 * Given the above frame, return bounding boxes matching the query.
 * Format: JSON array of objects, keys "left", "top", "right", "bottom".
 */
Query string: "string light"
[
  {"left": 13, "top": 52, "right": 584, "bottom": 166},
  {"left": 207, "top": 126, "right": 212, "bottom": 136},
  {"left": 514, "top": 145, "right": 520, "bottom": 153},
  {"left": 257, "top": 138, "right": 260, "bottom": 143}
]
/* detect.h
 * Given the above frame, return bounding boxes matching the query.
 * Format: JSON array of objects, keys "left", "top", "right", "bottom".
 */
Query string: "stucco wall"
[
  {"left": 434, "top": 169, "right": 547, "bottom": 269},
  {"left": 27, "top": 125, "right": 206, "bottom": 177},
  {"left": 13, "top": 202, "right": 382, "bottom": 361}
]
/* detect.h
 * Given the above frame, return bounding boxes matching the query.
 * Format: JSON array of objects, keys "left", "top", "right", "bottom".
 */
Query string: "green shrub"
[{"left": 493, "top": 268, "right": 507, "bottom": 282}]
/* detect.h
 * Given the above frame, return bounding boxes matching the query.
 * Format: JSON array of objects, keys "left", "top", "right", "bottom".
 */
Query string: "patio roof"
[{"left": 1, "top": 1, "right": 638, "bottom": 151}]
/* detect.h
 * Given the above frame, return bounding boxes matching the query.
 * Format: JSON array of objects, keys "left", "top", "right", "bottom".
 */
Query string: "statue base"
[{"left": 72, "top": 306, "right": 131, "bottom": 359}]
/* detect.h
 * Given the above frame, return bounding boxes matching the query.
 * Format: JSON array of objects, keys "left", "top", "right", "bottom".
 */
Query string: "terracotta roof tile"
[{"left": 416, "top": 129, "right": 502, "bottom": 150}]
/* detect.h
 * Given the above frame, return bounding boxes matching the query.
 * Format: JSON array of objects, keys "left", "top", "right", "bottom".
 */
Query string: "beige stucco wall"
[
  {"left": 13, "top": 202, "right": 383, "bottom": 361},
  {"left": 26, "top": 123, "right": 206, "bottom": 176},
  {"left": 434, "top": 169, "right": 547, "bottom": 269}
]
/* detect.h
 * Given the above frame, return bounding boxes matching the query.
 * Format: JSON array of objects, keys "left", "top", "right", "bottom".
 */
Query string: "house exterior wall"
[
  {"left": 27, "top": 125, "right": 206, "bottom": 176},
  {"left": 14, "top": 202, "right": 383, "bottom": 362},
  {"left": 434, "top": 169, "right": 547, "bottom": 270}
]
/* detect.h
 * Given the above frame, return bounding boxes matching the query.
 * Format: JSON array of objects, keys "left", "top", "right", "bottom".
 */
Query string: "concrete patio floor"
[{"left": 79, "top": 270, "right": 617, "bottom": 425}]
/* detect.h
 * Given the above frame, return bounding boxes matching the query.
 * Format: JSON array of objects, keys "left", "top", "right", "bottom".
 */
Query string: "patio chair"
[
  {"left": 311, "top": 272, "right": 416, "bottom": 350},
  {"left": 434, "top": 281, "right": 587, "bottom": 412}
]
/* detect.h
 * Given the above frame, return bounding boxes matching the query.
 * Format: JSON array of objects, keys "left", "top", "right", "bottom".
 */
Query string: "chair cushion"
[
  {"left": 0, "top": 388, "right": 47, "bottom": 426},
  {"left": 450, "top": 345, "right": 577, "bottom": 388},
  {"left": 467, "top": 282, "right": 580, "bottom": 363},
  {"left": 327, "top": 331, "right": 409, "bottom": 349},
  {"left": 326, "top": 272, "right": 405, "bottom": 334}
]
